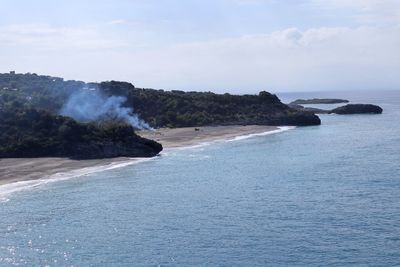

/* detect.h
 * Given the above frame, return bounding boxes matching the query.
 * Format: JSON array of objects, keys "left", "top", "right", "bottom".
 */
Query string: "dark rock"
[
  {"left": 302, "top": 107, "right": 330, "bottom": 114},
  {"left": 275, "top": 111, "right": 321, "bottom": 126},
  {"left": 0, "top": 106, "right": 163, "bottom": 159},
  {"left": 290, "top": 98, "right": 349, "bottom": 105},
  {"left": 330, "top": 104, "right": 383, "bottom": 115},
  {"left": 68, "top": 138, "right": 162, "bottom": 159},
  {"left": 287, "top": 103, "right": 304, "bottom": 109},
  {"left": 288, "top": 103, "right": 330, "bottom": 114}
]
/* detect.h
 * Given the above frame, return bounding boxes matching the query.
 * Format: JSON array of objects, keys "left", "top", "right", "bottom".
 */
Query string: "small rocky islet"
[
  {"left": 288, "top": 98, "right": 383, "bottom": 115},
  {"left": 290, "top": 98, "right": 349, "bottom": 105},
  {"left": 330, "top": 104, "right": 383, "bottom": 114}
]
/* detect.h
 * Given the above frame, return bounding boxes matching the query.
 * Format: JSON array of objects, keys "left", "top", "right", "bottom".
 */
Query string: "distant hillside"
[{"left": 0, "top": 72, "right": 320, "bottom": 127}]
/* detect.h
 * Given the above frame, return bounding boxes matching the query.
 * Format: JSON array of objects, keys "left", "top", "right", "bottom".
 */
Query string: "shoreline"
[
  {"left": 0, "top": 125, "right": 292, "bottom": 198},
  {"left": 139, "top": 125, "right": 281, "bottom": 149}
]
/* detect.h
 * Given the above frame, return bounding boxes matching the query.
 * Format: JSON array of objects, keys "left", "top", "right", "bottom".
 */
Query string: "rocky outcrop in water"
[
  {"left": 290, "top": 98, "right": 349, "bottom": 105},
  {"left": 289, "top": 102, "right": 383, "bottom": 115},
  {"left": 330, "top": 104, "right": 383, "bottom": 115},
  {"left": 287, "top": 104, "right": 329, "bottom": 114}
]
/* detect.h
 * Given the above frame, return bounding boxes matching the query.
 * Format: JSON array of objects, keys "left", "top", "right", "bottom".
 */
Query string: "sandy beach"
[
  {"left": 139, "top": 125, "right": 278, "bottom": 148},
  {"left": 0, "top": 125, "right": 279, "bottom": 186}
]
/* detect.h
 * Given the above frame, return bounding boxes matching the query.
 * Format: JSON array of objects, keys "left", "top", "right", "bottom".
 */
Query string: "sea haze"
[{"left": 1, "top": 91, "right": 400, "bottom": 266}]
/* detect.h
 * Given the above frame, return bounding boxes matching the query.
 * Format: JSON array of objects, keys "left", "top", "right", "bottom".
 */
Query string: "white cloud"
[
  {"left": 311, "top": 0, "right": 400, "bottom": 25},
  {"left": 3, "top": 25, "right": 397, "bottom": 93},
  {"left": 112, "top": 26, "right": 400, "bottom": 92},
  {"left": 1, "top": 12, "right": 399, "bottom": 93},
  {"left": 0, "top": 24, "right": 126, "bottom": 50}
]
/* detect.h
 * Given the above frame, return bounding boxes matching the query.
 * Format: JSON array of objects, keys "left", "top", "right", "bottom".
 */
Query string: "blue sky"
[{"left": 0, "top": 0, "right": 399, "bottom": 93}]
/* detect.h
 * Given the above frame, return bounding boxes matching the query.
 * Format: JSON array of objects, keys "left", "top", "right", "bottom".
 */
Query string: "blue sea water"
[{"left": 1, "top": 91, "right": 400, "bottom": 266}]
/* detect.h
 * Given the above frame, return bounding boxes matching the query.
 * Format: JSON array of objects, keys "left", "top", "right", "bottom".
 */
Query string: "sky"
[{"left": 0, "top": 0, "right": 399, "bottom": 93}]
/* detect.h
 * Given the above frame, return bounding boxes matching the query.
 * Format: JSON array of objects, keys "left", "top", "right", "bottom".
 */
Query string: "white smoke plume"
[{"left": 60, "top": 89, "right": 151, "bottom": 130}]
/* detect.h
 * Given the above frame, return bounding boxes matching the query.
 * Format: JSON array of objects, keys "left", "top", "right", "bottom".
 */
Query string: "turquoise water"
[{"left": 1, "top": 91, "right": 400, "bottom": 266}]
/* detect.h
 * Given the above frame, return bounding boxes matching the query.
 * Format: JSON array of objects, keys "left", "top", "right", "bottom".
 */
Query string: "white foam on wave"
[
  {"left": 0, "top": 157, "right": 155, "bottom": 202},
  {"left": 227, "top": 126, "right": 295, "bottom": 142},
  {"left": 171, "top": 142, "right": 212, "bottom": 151},
  {"left": 165, "top": 126, "right": 296, "bottom": 153}
]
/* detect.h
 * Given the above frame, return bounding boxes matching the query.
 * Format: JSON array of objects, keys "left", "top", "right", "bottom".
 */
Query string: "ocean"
[{"left": 1, "top": 90, "right": 399, "bottom": 266}]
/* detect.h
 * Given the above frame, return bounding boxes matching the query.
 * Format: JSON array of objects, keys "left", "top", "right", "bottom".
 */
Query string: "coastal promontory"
[
  {"left": 0, "top": 104, "right": 163, "bottom": 159},
  {"left": 0, "top": 72, "right": 322, "bottom": 160},
  {"left": 0, "top": 72, "right": 321, "bottom": 128}
]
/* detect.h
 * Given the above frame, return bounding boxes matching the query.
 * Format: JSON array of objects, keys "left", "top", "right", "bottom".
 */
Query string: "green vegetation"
[
  {"left": 0, "top": 71, "right": 321, "bottom": 159},
  {"left": 0, "top": 103, "right": 162, "bottom": 159},
  {"left": 0, "top": 72, "right": 321, "bottom": 127}
]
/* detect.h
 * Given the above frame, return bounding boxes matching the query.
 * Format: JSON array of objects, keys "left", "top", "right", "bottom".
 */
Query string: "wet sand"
[
  {"left": 138, "top": 125, "right": 278, "bottom": 148},
  {"left": 0, "top": 157, "right": 140, "bottom": 186},
  {"left": 0, "top": 125, "right": 278, "bottom": 186}
]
